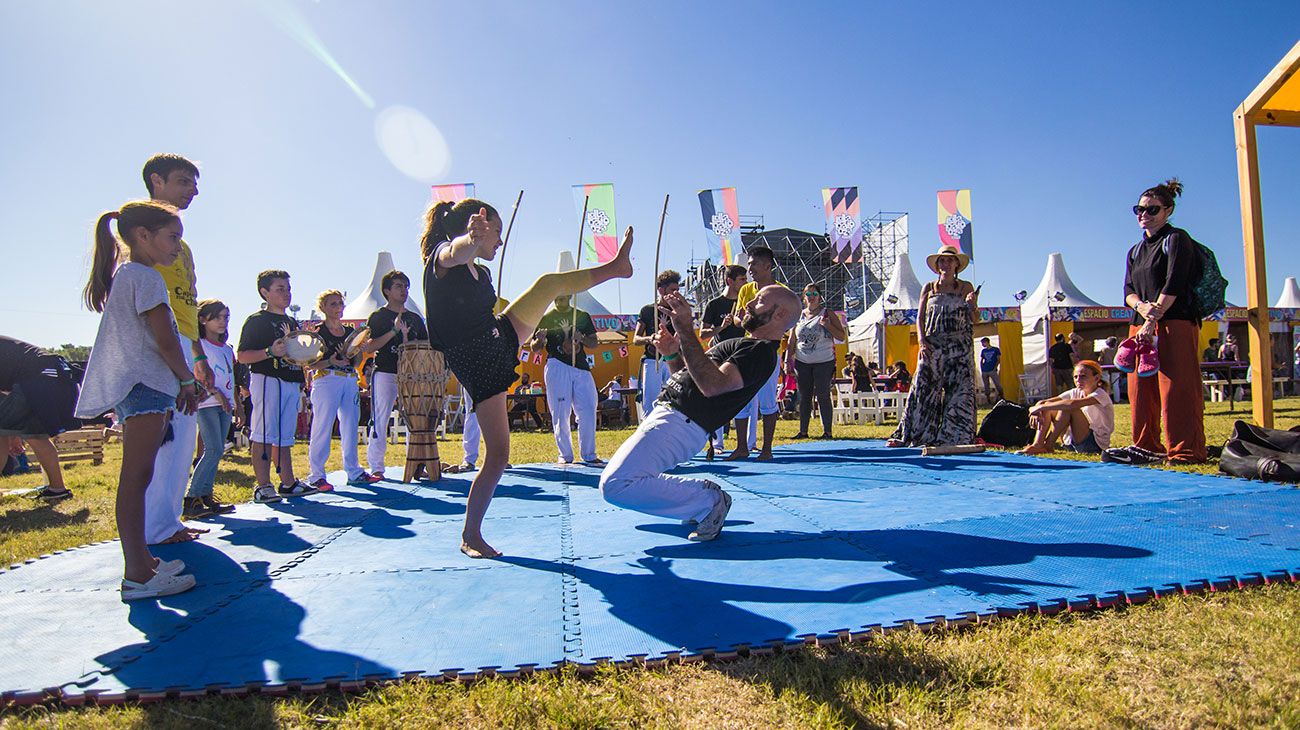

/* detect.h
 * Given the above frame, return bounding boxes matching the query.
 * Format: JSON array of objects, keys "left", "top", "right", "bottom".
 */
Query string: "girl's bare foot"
[
  {"left": 608, "top": 226, "right": 634, "bottom": 279},
  {"left": 1020, "top": 443, "right": 1052, "bottom": 455},
  {"left": 460, "top": 536, "right": 502, "bottom": 559},
  {"left": 724, "top": 448, "right": 749, "bottom": 461}
]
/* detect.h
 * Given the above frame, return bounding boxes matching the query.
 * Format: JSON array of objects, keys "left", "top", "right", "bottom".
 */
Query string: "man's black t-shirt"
[
  {"left": 537, "top": 308, "right": 596, "bottom": 370},
  {"left": 638, "top": 303, "right": 676, "bottom": 360},
  {"left": 315, "top": 323, "right": 355, "bottom": 370},
  {"left": 238, "top": 311, "right": 305, "bottom": 383},
  {"left": 1048, "top": 342, "right": 1075, "bottom": 370},
  {"left": 0, "top": 336, "right": 60, "bottom": 390},
  {"left": 661, "top": 337, "right": 778, "bottom": 434},
  {"left": 701, "top": 295, "right": 744, "bottom": 344},
  {"left": 366, "top": 308, "right": 428, "bottom": 374}
]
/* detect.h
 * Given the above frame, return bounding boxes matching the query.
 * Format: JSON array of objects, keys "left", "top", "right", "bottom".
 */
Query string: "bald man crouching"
[{"left": 600, "top": 285, "right": 801, "bottom": 541}]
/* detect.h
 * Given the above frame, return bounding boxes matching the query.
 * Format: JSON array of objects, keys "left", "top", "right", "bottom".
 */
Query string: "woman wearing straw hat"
[{"left": 887, "top": 244, "right": 979, "bottom": 447}]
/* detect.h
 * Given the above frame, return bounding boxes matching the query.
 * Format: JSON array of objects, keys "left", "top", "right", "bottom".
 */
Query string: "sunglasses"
[
  {"left": 804, "top": 291, "right": 821, "bottom": 297},
  {"left": 1133, "top": 204, "right": 1165, "bottom": 217}
]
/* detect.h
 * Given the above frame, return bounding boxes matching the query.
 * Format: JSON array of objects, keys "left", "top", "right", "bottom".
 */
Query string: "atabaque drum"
[{"left": 396, "top": 341, "right": 449, "bottom": 482}]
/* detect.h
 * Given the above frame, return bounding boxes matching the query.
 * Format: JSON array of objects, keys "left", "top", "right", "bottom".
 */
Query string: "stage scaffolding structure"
[{"left": 684, "top": 211, "right": 909, "bottom": 321}]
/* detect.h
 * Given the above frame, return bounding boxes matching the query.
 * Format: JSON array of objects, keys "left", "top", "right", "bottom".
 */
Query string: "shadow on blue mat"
[{"left": 97, "top": 543, "right": 393, "bottom": 689}]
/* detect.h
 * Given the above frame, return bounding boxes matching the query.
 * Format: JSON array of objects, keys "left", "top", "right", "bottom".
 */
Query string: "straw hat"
[{"left": 925, "top": 244, "right": 970, "bottom": 274}]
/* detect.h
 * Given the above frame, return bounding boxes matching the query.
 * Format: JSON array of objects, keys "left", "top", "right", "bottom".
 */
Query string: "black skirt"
[{"left": 442, "top": 315, "right": 521, "bottom": 409}]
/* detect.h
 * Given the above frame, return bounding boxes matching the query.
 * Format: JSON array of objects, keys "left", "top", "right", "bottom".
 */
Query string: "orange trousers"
[{"left": 1127, "top": 319, "right": 1207, "bottom": 463}]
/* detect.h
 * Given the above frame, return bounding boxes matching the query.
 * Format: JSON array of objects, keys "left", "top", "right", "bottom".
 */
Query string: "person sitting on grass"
[{"left": 1020, "top": 360, "right": 1114, "bottom": 455}]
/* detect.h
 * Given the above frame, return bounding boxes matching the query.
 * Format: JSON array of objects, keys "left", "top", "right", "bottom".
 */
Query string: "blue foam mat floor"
[{"left": 3, "top": 439, "right": 1298, "bottom": 701}]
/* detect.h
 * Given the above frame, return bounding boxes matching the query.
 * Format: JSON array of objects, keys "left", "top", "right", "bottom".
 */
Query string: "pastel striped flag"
[
  {"left": 572, "top": 183, "right": 618, "bottom": 263},
  {"left": 822, "top": 186, "right": 863, "bottom": 264},
  {"left": 432, "top": 182, "right": 475, "bottom": 204},
  {"left": 698, "top": 188, "right": 743, "bottom": 265}
]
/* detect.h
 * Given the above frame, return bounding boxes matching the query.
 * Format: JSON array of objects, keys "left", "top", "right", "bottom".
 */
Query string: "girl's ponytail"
[
  {"left": 419, "top": 200, "right": 456, "bottom": 262},
  {"left": 84, "top": 211, "right": 122, "bottom": 312}
]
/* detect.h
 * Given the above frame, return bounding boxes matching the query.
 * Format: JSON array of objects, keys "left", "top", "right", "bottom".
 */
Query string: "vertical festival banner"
[
  {"left": 572, "top": 183, "right": 618, "bottom": 263},
  {"left": 432, "top": 182, "right": 475, "bottom": 204},
  {"left": 822, "top": 186, "right": 863, "bottom": 264},
  {"left": 698, "top": 188, "right": 743, "bottom": 265},
  {"left": 937, "top": 189, "right": 974, "bottom": 260}
]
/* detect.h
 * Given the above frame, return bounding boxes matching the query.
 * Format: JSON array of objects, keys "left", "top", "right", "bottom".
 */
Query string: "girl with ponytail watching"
[
  {"left": 421, "top": 198, "right": 634, "bottom": 558},
  {"left": 75, "top": 200, "right": 201, "bottom": 600}
]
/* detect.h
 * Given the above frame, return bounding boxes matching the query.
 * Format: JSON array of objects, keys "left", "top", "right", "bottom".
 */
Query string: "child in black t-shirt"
[
  {"left": 359, "top": 270, "right": 428, "bottom": 477},
  {"left": 235, "top": 269, "right": 318, "bottom": 503}
]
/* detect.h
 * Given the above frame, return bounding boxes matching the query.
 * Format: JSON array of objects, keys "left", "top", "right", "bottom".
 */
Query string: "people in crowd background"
[
  {"left": 1106, "top": 178, "right": 1207, "bottom": 466},
  {"left": 0, "top": 337, "right": 81, "bottom": 502},
  {"left": 1020, "top": 360, "right": 1114, "bottom": 455},
  {"left": 789, "top": 282, "right": 845, "bottom": 440},
  {"left": 1048, "top": 333, "right": 1076, "bottom": 394},
  {"left": 634, "top": 270, "right": 681, "bottom": 420},
  {"left": 361, "top": 270, "right": 428, "bottom": 478},
  {"left": 728, "top": 246, "right": 789, "bottom": 461},
  {"left": 183, "top": 299, "right": 238, "bottom": 519},
  {"left": 978, "top": 336, "right": 1003, "bottom": 402},
  {"left": 888, "top": 244, "right": 977, "bottom": 448},
  {"left": 530, "top": 295, "right": 602, "bottom": 465},
  {"left": 305, "top": 290, "right": 374, "bottom": 489}
]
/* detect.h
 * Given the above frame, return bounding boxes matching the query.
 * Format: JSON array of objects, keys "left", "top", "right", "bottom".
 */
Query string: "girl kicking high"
[{"left": 421, "top": 200, "right": 633, "bottom": 558}]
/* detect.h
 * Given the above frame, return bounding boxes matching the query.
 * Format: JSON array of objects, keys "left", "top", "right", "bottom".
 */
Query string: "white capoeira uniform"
[
  {"left": 366, "top": 370, "right": 398, "bottom": 473},
  {"left": 249, "top": 372, "right": 301, "bottom": 447},
  {"left": 601, "top": 337, "right": 778, "bottom": 523},
  {"left": 461, "top": 387, "right": 479, "bottom": 465},
  {"left": 639, "top": 357, "right": 671, "bottom": 419},
  {"left": 545, "top": 357, "right": 598, "bottom": 463},
  {"left": 737, "top": 361, "right": 780, "bottom": 450},
  {"left": 307, "top": 370, "right": 364, "bottom": 482},
  {"left": 144, "top": 331, "right": 197, "bottom": 544}
]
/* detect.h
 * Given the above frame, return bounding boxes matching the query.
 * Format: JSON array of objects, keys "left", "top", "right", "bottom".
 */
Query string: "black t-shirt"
[
  {"left": 702, "top": 295, "right": 744, "bottom": 344},
  {"left": 366, "top": 308, "right": 428, "bottom": 374},
  {"left": 315, "top": 323, "right": 356, "bottom": 370},
  {"left": 537, "top": 308, "right": 596, "bottom": 371},
  {"left": 238, "top": 311, "right": 305, "bottom": 383},
  {"left": 661, "top": 337, "right": 778, "bottom": 433},
  {"left": 1123, "top": 224, "right": 1200, "bottom": 324},
  {"left": 638, "top": 303, "right": 676, "bottom": 360},
  {"left": 1048, "top": 342, "right": 1075, "bottom": 369},
  {"left": 424, "top": 248, "right": 500, "bottom": 351},
  {"left": 0, "top": 336, "right": 60, "bottom": 390}
]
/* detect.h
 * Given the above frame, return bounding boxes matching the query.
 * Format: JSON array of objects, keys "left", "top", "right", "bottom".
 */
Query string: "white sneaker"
[
  {"left": 121, "top": 571, "right": 197, "bottom": 601},
  {"left": 155, "top": 558, "right": 185, "bottom": 577},
  {"left": 688, "top": 486, "right": 732, "bottom": 542},
  {"left": 253, "top": 485, "right": 282, "bottom": 504}
]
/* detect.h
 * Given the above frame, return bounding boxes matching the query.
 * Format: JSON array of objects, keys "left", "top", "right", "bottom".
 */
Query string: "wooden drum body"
[{"left": 396, "top": 342, "right": 448, "bottom": 482}]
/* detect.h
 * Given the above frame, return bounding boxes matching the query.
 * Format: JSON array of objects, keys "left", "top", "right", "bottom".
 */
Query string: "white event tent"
[
  {"left": 342, "top": 252, "right": 424, "bottom": 323},
  {"left": 1020, "top": 253, "right": 1102, "bottom": 398},
  {"left": 847, "top": 252, "right": 924, "bottom": 367}
]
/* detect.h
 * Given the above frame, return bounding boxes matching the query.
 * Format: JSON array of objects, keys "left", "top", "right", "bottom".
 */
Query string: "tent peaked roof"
[
  {"left": 1276, "top": 276, "right": 1300, "bottom": 308},
  {"left": 555, "top": 251, "right": 613, "bottom": 316},
  {"left": 848, "top": 252, "right": 923, "bottom": 332},
  {"left": 342, "top": 251, "right": 424, "bottom": 321},
  {"left": 1024, "top": 252, "right": 1102, "bottom": 310}
]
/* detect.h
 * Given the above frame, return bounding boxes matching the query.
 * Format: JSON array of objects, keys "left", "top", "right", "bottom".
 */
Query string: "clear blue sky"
[{"left": 3, "top": 1, "right": 1299, "bottom": 348}]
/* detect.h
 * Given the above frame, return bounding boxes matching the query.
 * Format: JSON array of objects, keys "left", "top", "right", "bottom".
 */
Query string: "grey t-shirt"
[
  {"left": 793, "top": 309, "right": 836, "bottom": 364},
  {"left": 75, "top": 262, "right": 180, "bottom": 417}
]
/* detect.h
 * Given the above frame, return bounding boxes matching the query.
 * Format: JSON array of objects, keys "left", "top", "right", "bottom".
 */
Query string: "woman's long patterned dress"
[{"left": 891, "top": 291, "right": 976, "bottom": 446}]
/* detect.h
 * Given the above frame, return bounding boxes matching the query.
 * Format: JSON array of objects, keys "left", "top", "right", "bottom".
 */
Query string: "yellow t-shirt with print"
[
  {"left": 734, "top": 280, "right": 789, "bottom": 313},
  {"left": 155, "top": 240, "right": 198, "bottom": 341}
]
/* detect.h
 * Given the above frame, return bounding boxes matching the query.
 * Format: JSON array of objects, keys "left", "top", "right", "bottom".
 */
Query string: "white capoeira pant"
[
  {"left": 737, "top": 362, "right": 780, "bottom": 450},
  {"left": 600, "top": 404, "right": 725, "bottom": 522},
  {"left": 545, "top": 358, "right": 598, "bottom": 463},
  {"left": 639, "top": 357, "right": 672, "bottom": 419},
  {"left": 308, "top": 372, "right": 364, "bottom": 482},
  {"left": 461, "top": 387, "right": 479, "bottom": 465},
  {"left": 249, "top": 372, "right": 301, "bottom": 447},
  {"left": 366, "top": 370, "right": 399, "bottom": 473},
  {"left": 144, "top": 332, "right": 197, "bottom": 545}
]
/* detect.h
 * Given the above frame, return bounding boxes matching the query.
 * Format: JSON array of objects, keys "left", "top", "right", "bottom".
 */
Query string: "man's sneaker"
[
  {"left": 201, "top": 495, "right": 236, "bottom": 514},
  {"left": 182, "top": 496, "right": 216, "bottom": 519},
  {"left": 308, "top": 478, "right": 334, "bottom": 492},
  {"left": 1114, "top": 337, "right": 1139, "bottom": 373},
  {"left": 253, "top": 485, "right": 283, "bottom": 504},
  {"left": 278, "top": 481, "right": 320, "bottom": 497},
  {"left": 688, "top": 486, "right": 733, "bottom": 542},
  {"left": 28, "top": 486, "right": 73, "bottom": 504},
  {"left": 1101, "top": 445, "right": 1166, "bottom": 466},
  {"left": 349, "top": 472, "right": 383, "bottom": 484},
  {"left": 1136, "top": 343, "right": 1160, "bottom": 377}
]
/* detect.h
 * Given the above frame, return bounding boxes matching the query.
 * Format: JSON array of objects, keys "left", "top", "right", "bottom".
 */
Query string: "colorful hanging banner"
[
  {"left": 572, "top": 183, "right": 618, "bottom": 263},
  {"left": 432, "top": 182, "right": 475, "bottom": 204},
  {"left": 937, "top": 189, "right": 973, "bottom": 260},
  {"left": 822, "top": 186, "right": 863, "bottom": 264},
  {"left": 698, "top": 188, "right": 743, "bottom": 265}
]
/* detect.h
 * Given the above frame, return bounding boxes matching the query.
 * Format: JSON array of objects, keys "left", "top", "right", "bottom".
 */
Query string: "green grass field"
[{"left": 3, "top": 399, "right": 1299, "bottom": 728}]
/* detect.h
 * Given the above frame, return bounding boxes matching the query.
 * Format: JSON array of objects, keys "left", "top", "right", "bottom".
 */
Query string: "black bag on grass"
[
  {"left": 1218, "top": 419, "right": 1300, "bottom": 483},
  {"left": 978, "top": 399, "right": 1033, "bottom": 448}
]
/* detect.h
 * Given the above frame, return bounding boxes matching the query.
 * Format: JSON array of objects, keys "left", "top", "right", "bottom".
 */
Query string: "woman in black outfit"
[{"left": 421, "top": 200, "right": 633, "bottom": 558}]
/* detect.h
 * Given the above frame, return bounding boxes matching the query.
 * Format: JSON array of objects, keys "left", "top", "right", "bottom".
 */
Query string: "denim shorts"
[
  {"left": 1065, "top": 430, "right": 1102, "bottom": 454},
  {"left": 115, "top": 383, "right": 175, "bottom": 420}
]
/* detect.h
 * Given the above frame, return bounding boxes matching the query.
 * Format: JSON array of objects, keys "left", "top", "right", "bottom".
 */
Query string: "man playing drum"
[
  {"left": 361, "top": 270, "right": 428, "bottom": 479},
  {"left": 235, "top": 269, "right": 319, "bottom": 502}
]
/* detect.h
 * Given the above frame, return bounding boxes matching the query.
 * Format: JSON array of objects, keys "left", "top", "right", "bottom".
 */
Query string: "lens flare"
[
  {"left": 256, "top": 0, "right": 375, "bottom": 109},
  {"left": 374, "top": 105, "right": 452, "bottom": 182}
]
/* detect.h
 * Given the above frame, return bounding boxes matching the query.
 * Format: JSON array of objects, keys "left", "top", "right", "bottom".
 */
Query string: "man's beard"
[{"left": 741, "top": 308, "right": 772, "bottom": 333}]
